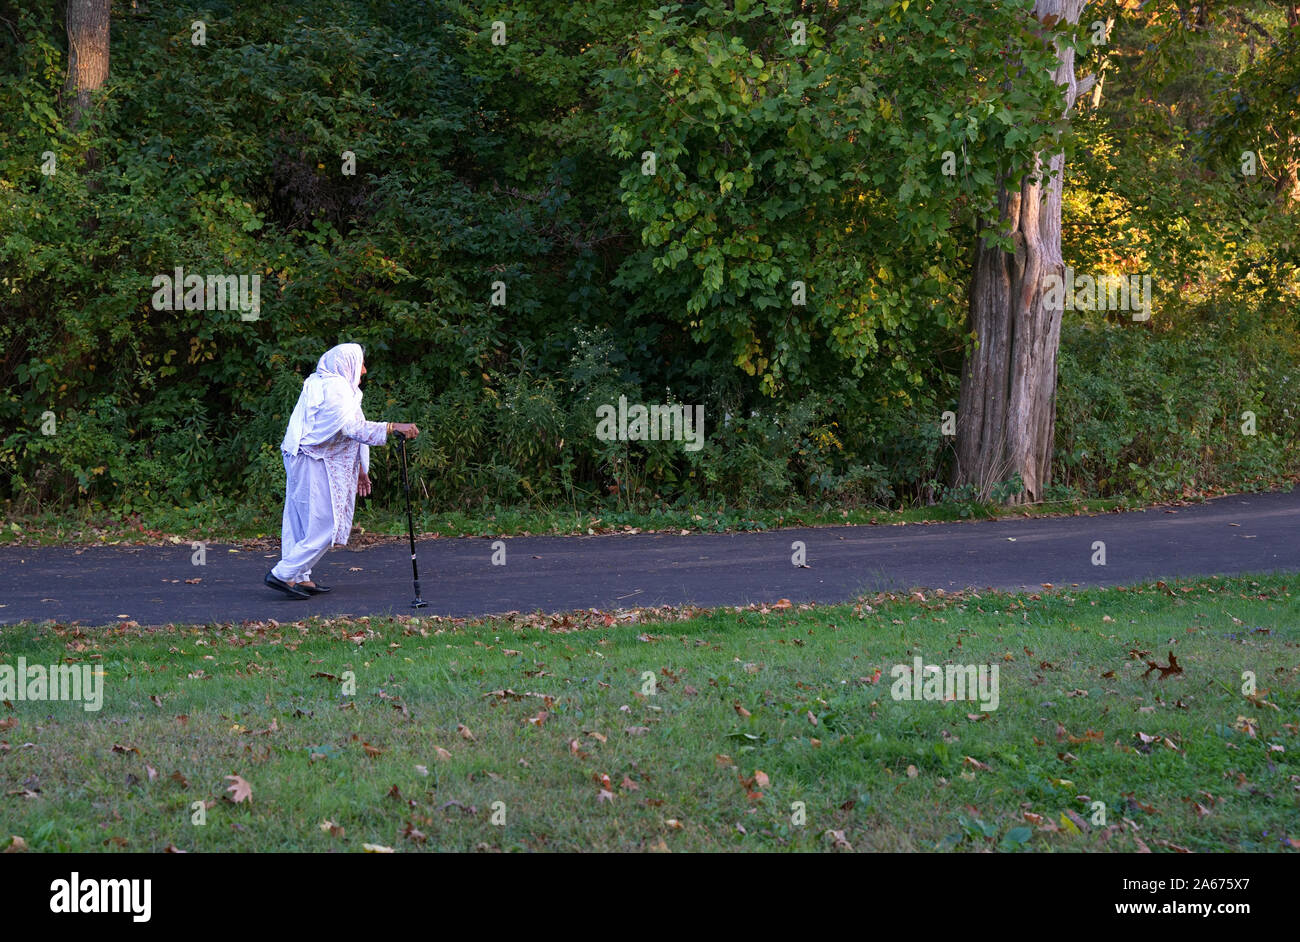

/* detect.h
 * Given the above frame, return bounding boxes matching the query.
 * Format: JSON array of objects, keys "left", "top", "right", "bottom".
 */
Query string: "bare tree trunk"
[
  {"left": 954, "top": 0, "right": 1091, "bottom": 503},
  {"left": 65, "top": 0, "right": 111, "bottom": 132}
]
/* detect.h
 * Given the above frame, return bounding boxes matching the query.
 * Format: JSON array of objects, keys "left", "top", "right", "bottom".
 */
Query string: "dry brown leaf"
[
  {"left": 1142, "top": 652, "right": 1183, "bottom": 680},
  {"left": 224, "top": 774, "right": 252, "bottom": 804},
  {"left": 825, "top": 828, "right": 853, "bottom": 851}
]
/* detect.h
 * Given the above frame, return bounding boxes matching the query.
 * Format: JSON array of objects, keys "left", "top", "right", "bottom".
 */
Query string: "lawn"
[{"left": 1, "top": 575, "right": 1296, "bottom": 852}]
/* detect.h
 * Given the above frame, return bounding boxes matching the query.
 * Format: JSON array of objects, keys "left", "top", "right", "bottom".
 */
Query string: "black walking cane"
[{"left": 392, "top": 431, "right": 428, "bottom": 609}]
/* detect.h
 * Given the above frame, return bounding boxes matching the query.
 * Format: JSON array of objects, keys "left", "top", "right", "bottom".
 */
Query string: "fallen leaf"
[
  {"left": 363, "top": 843, "right": 395, "bottom": 853},
  {"left": 825, "top": 828, "right": 852, "bottom": 851},
  {"left": 224, "top": 774, "right": 253, "bottom": 804},
  {"left": 1142, "top": 652, "right": 1183, "bottom": 680}
]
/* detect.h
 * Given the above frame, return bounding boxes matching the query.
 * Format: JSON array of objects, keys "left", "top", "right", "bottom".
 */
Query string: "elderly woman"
[{"left": 265, "top": 343, "right": 419, "bottom": 599}]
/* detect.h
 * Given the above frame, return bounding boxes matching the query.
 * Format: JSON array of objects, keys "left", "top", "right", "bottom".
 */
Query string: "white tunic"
[{"left": 301, "top": 408, "right": 388, "bottom": 545}]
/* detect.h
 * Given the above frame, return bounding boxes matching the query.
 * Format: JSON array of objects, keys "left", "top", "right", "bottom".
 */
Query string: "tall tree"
[
  {"left": 954, "top": 0, "right": 1096, "bottom": 501},
  {"left": 64, "top": 0, "right": 110, "bottom": 131}
]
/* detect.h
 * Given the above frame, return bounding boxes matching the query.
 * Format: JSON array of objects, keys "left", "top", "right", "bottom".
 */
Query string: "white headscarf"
[{"left": 281, "top": 343, "right": 366, "bottom": 456}]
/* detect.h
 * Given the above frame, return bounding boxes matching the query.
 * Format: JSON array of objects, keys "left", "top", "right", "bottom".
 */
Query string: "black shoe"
[
  {"left": 297, "top": 582, "right": 331, "bottom": 595},
  {"left": 264, "top": 571, "right": 310, "bottom": 599}
]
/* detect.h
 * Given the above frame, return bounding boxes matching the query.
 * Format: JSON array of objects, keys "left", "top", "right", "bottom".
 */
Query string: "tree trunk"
[
  {"left": 65, "top": 0, "right": 111, "bottom": 132},
  {"left": 954, "top": 0, "right": 1090, "bottom": 503}
]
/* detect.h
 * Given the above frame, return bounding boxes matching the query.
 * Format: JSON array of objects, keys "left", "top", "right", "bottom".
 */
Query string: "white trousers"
[{"left": 271, "top": 452, "right": 336, "bottom": 583}]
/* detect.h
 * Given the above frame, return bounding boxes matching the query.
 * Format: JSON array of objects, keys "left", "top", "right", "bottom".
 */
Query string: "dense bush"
[{"left": 1, "top": 0, "right": 1296, "bottom": 521}]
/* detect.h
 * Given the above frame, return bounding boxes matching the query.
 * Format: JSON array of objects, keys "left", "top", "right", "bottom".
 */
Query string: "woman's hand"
[
  {"left": 357, "top": 470, "right": 372, "bottom": 497},
  {"left": 391, "top": 422, "right": 420, "bottom": 440}
]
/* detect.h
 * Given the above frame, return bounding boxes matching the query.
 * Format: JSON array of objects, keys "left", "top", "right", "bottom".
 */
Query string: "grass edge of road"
[{"left": 7, "top": 489, "right": 1263, "bottom": 548}]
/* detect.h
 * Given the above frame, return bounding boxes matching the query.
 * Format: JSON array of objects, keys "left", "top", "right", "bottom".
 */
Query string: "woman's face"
[{"left": 359, "top": 360, "right": 367, "bottom": 380}]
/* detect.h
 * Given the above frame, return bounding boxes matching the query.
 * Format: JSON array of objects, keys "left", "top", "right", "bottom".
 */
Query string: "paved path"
[{"left": 1, "top": 490, "right": 1297, "bottom": 627}]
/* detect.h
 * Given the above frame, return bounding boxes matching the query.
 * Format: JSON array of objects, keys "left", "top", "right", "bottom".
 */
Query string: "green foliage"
[
  {"left": 1, "top": 0, "right": 1297, "bottom": 522},
  {"left": 600, "top": 0, "right": 1063, "bottom": 395},
  {"left": 1056, "top": 317, "right": 1300, "bottom": 500}
]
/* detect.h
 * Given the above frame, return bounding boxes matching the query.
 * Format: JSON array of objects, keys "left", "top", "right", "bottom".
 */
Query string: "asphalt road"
[{"left": 2, "top": 490, "right": 1298, "bottom": 627}]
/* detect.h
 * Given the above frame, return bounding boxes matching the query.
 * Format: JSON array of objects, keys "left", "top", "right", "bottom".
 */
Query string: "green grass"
[{"left": 1, "top": 575, "right": 1296, "bottom": 852}]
